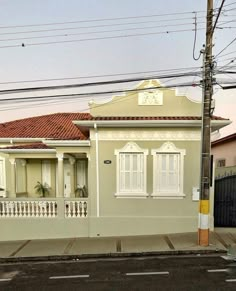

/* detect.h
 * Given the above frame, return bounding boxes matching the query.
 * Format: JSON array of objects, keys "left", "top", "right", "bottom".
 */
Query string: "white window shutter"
[
  {"left": 156, "top": 153, "right": 180, "bottom": 193},
  {"left": 119, "top": 153, "right": 144, "bottom": 192}
]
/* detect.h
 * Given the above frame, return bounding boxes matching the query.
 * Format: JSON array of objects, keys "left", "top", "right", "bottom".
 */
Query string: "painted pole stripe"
[
  {"left": 199, "top": 200, "right": 209, "bottom": 214},
  {"left": 226, "top": 279, "right": 236, "bottom": 282},
  {"left": 198, "top": 228, "right": 209, "bottom": 246},
  {"left": 126, "top": 271, "right": 169, "bottom": 276},
  {"left": 0, "top": 278, "right": 12, "bottom": 282},
  {"left": 198, "top": 213, "right": 210, "bottom": 229},
  {"left": 49, "top": 275, "right": 90, "bottom": 279},
  {"left": 207, "top": 269, "right": 227, "bottom": 273}
]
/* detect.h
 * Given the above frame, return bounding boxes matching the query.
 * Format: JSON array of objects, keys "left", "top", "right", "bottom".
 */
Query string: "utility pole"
[{"left": 198, "top": 0, "right": 213, "bottom": 246}]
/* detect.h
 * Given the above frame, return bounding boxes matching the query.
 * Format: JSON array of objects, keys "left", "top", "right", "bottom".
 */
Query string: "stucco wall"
[
  {"left": 90, "top": 80, "right": 201, "bottom": 117},
  {"left": 212, "top": 140, "right": 236, "bottom": 167},
  {"left": 88, "top": 128, "right": 201, "bottom": 228}
]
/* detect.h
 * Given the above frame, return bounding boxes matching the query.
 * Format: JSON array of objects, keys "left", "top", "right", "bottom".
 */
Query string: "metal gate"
[{"left": 214, "top": 174, "right": 236, "bottom": 227}]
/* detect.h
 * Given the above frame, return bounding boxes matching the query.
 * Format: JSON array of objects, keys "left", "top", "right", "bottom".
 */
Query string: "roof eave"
[
  {"left": 0, "top": 138, "right": 45, "bottom": 143},
  {"left": 44, "top": 140, "right": 90, "bottom": 147},
  {"left": 74, "top": 119, "right": 231, "bottom": 128},
  {"left": 0, "top": 149, "right": 56, "bottom": 153}
]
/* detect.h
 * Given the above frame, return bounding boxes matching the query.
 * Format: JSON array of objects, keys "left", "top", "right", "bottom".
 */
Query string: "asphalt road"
[{"left": 0, "top": 254, "right": 236, "bottom": 291}]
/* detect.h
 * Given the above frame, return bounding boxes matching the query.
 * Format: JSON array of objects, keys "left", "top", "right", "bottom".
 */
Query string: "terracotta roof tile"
[
  {"left": 0, "top": 113, "right": 229, "bottom": 141},
  {"left": 89, "top": 115, "right": 228, "bottom": 121},
  {"left": 4, "top": 143, "right": 51, "bottom": 150},
  {"left": 0, "top": 113, "right": 91, "bottom": 140}
]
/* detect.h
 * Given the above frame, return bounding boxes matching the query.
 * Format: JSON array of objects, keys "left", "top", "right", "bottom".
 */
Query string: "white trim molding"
[
  {"left": 151, "top": 142, "right": 186, "bottom": 199},
  {"left": 44, "top": 140, "right": 90, "bottom": 147},
  {"left": 115, "top": 142, "right": 148, "bottom": 198},
  {"left": 91, "top": 130, "right": 201, "bottom": 141}
]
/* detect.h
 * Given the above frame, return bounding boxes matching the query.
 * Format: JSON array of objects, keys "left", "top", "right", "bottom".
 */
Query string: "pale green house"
[{"left": 0, "top": 80, "right": 230, "bottom": 241}]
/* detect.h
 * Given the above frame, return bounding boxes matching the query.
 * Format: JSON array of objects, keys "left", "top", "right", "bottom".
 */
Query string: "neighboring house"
[
  {"left": 211, "top": 133, "right": 236, "bottom": 168},
  {"left": 0, "top": 80, "right": 230, "bottom": 241},
  {"left": 212, "top": 133, "right": 236, "bottom": 227}
]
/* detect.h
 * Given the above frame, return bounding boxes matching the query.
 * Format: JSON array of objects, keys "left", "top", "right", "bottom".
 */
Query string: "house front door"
[{"left": 64, "top": 162, "right": 71, "bottom": 198}]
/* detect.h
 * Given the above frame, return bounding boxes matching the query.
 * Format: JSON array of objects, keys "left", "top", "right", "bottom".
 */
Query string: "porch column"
[
  {"left": 20, "top": 159, "right": 27, "bottom": 193},
  {"left": 69, "top": 157, "right": 76, "bottom": 198},
  {"left": 56, "top": 153, "right": 64, "bottom": 198},
  {"left": 9, "top": 158, "right": 16, "bottom": 198}
]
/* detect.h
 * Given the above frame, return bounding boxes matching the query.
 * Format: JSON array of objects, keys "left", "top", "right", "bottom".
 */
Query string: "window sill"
[
  {"left": 151, "top": 193, "right": 186, "bottom": 199},
  {"left": 115, "top": 192, "right": 149, "bottom": 199}
]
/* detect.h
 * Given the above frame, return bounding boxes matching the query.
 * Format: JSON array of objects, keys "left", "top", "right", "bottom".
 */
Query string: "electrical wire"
[
  {"left": 0, "top": 27, "right": 205, "bottom": 49},
  {"left": 0, "top": 81, "right": 200, "bottom": 105},
  {"left": 212, "top": 0, "right": 226, "bottom": 33},
  {"left": 192, "top": 12, "right": 202, "bottom": 60},
  {"left": 0, "top": 71, "right": 202, "bottom": 95},
  {"left": 222, "top": 1, "right": 236, "bottom": 8},
  {"left": 0, "top": 10, "right": 206, "bottom": 30},
  {"left": 0, "top": 18, "right": 205, "bottom": 37},
  {"left": 215, "top": 36, "right": 236, "bottom": 58},
  {"left": 0, "top": 66, "right": 202, "bottom": 85},
  {"left": 0, "top": 22, "right": 199, "bottom": 43}
]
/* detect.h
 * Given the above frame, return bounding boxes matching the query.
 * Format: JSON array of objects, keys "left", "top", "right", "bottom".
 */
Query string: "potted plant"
[
  {"left": 34, "top": 181, "right": 50, "bottom": 198},
  {"left": 75, "top": 185, "right": 88, "bottom": 197}
]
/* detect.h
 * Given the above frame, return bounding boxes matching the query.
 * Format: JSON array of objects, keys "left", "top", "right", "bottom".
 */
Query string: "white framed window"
[
  {"left": 216, "top": 159, "right": 226, "bottom": 168},
  {"left": 42, "top": 160, "right": 51, "bottom": 187},
  {"left": 152, "top": 142, "right": 186, "bottom": 198},
  {"left": 115, "top": 142, "right": 148, "bottom": 198}
]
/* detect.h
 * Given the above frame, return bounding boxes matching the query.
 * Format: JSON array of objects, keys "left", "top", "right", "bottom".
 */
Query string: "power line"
[
  {"left": 0, "top": 71, "right": 202, "bottom": 95},
  {"left": 0, "top": 82, "right": 200, "bottom": 104},
  {"left": 0, "top": 22, "right": 199, "bottom": 43},
  {"left": 0, "top": 66, "right": 201, "bottom": 85},
  {"left": 222, "top": 1, "right": 236, "bottom": 8},
  {"left": 215, "top": 36, "right": 236, "bottom": 57},
  {"left": 212, "top": 0, "right": 227, "bottom": 33},
  {"left": 0, "top": 18, "right": 205, "bottom": 36},
  {"left": 193, "top": 12, "right": 202, "bottom": 60},
  {"left": 0, "top": 10, "right": 206, "bottom": 30},
  {"left": 0, "top": 27, "right": 205, "bottom": 49},
  {"left": 215, "top": 49, "right": 236, "bottom": 58}
]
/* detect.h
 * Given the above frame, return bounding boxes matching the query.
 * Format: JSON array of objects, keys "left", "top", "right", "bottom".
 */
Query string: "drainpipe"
[{"left": 94, "top": 123, "right": 100, "bottom": 217}]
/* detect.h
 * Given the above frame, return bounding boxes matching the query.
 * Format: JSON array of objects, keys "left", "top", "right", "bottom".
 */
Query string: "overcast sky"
[{"left": 0, "top": 0, "right": 235, "bottom": 137}]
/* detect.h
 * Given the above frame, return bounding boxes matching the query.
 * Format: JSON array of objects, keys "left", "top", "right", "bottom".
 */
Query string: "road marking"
[
  {"left": 126, "top": 271, "right": 169, "bottom": 276},
  {"left": 49, "top": 274, "right": 90, "bottom": 279},
  {"left": 207, "top": 269, "right": 228, "bottom": 273},
  {"left": 226, "top": 279, "right": 236, "bottom": 282},
  {"left": 0, "top": 278, "right": 12, "bottom": 282}
]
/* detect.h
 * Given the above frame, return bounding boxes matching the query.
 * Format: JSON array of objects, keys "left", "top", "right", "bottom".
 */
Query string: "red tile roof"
[
  {"left": 88, "top": 115, "right": 228, "bottom": 121},
  {"left": 4, "top": 143, "right": 52, "bottom": 150},
  {"left": 0, "top": 113, "right": 229, "bottom": 141},
  {"left": 0, "top": 113, "right": 91, "bottom": 140}
]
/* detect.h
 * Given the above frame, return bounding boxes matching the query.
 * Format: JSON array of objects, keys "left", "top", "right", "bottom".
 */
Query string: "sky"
[{"left": 0, "top": 0, "right": 235, "bottom": 138}]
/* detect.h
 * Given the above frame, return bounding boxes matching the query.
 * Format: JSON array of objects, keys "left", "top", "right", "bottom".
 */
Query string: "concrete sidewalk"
[{"left": 0, "top": 229, "right": 236, "bottom": 262}]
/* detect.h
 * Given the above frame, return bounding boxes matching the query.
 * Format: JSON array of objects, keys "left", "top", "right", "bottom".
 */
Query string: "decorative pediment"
[
  {"left": 138, "top": 80, "right": 163, "bottom": 106},
  {"left": 115, "top": 142, "right": 148, "bottom": 155},
  {"left": 151, "top": 142, "right": 186, "bottom": 155}
]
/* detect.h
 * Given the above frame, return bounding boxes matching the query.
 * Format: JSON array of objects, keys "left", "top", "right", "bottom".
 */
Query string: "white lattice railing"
[
  {"left": 0, "top": 200, "right": 57, "bottom": 218},
  {"left": 65, "top": 200, "right": 88, "bottom": 218}
]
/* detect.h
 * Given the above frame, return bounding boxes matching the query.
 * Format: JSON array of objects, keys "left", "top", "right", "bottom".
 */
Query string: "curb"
[{"left": 0, "top": 249, "right": 227, "bottom": 264}]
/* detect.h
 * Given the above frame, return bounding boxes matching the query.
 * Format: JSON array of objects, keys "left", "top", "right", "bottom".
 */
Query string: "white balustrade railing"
[
  {"left": 65, "top": 200, "right": 88, "bottom": 218},
  {"left": 0, "top": 200, "right": 57, "bottom": 218}
]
